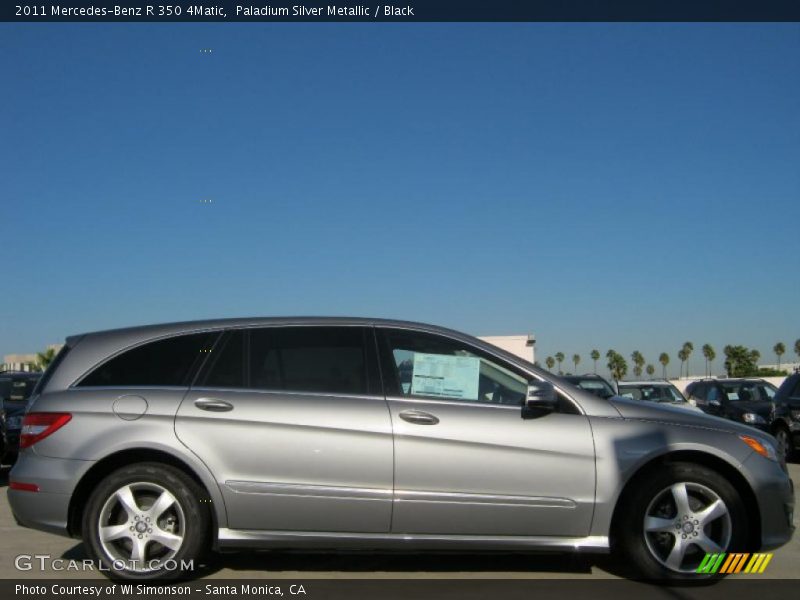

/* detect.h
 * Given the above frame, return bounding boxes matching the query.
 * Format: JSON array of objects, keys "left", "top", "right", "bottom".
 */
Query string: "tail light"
[{"left": 19, "top": 412, "right": 72, "bottom": 449}]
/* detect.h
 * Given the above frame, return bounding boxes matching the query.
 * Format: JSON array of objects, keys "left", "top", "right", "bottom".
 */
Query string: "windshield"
[
  {"left": 721, "top": 382, "right": 777, "bottom": 403},
  {"left": 619, "top": 384, "right": 688, "bottom": 404},
  {"left": 567, "top": 379, "right": 615, "bottom": 399}
]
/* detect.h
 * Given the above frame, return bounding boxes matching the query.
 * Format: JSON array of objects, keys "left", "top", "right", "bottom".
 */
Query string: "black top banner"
[{"left": 4, "top": 1, "right": 800, "bottom": 22}]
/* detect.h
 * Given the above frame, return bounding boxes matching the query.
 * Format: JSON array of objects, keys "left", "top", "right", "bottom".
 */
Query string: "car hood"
[{"left": 608, "top": 396, "right": 768, "bottom": 436}]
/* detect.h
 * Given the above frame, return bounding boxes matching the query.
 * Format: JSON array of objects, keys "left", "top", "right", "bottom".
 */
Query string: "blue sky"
[{"left": 1, "top": 24, "right": 798, "bottom": 377}]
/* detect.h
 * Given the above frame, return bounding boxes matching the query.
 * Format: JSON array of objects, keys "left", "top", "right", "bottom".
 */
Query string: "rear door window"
[
  {"left": 200, "top": 330, "right": 246, "bottom": 388},
  {"left": 78, "top": 332, "right": 217, "bottom": 387},
  {"left": 249, "top": 326, "right": 371, "bottom": 395}
]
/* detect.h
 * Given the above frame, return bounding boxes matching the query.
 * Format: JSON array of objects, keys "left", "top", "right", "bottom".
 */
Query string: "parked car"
[
  {"left": 685, "top": 378, "right": 777, "bottom": 432},
  {"left": 8, "top": 318, "right": 794, "bottom": 582},
  {"left": 561, "top": 374, "right": 617, "bottom": 399},
  {"left": 0, "top": 372, "right": 41, "bottom": 465},
  {"left": 771, "top": 372, "right": 800, "bottom": 462},
  {"left": 618, "top": 381, "right": 703, "bottom": 413}
]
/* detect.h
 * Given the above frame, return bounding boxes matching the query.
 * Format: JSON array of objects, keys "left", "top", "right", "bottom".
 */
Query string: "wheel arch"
[
  {"left": 68, "top": 448, "right": 223, "bottom": 544},
  {"left": 608, "top": 450, "right": 761, "bottom": 551}
]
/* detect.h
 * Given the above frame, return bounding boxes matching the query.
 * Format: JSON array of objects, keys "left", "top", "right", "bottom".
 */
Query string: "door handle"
[
  {"left": 399, "top": 410, "right": 439, "bottom": 425},
  {"left": 194, "top": 398, "right": 234, "bottom": 412}
]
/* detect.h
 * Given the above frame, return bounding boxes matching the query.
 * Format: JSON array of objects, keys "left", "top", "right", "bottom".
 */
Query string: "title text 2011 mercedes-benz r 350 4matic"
[{"left": 8, "top": 318, "right": 794, "bottom": 581}]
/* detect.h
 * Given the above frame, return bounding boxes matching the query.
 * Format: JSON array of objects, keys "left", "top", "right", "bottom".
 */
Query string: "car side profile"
[{"left": 8, "top": 318, "right": 795, "bottom": 582}]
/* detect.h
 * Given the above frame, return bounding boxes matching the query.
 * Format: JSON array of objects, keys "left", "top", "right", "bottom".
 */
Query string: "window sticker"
[
  {"left": 410, "top": 353, "right": 480, "bottom": 400},
  {"left": 727, "top": 392, "right": 739, "bottom": 401}
]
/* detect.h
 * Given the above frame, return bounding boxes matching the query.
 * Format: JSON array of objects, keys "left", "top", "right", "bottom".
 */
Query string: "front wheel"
[
  {"left": 615, "top": 462, "right": 749, "bottom": 582},
  {"left": 82, "top": 463, "right": 209, "bottom": 581}
]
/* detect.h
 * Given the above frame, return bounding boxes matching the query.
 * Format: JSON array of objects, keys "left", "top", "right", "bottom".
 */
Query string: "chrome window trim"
[{"left": 189, "top": 386, "right": 387, "bottom": 402}]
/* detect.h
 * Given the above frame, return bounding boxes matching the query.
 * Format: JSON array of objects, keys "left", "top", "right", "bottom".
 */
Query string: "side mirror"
[
  {"left": 708, "top": 399, "right": 721, "bottom": 408},
  {"left": 525, "top": 381, "right": 557, "bottom": 412}
]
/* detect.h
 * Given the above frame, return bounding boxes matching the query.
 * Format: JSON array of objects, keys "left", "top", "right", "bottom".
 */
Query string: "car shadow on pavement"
[{"left": 61, "top": 541, "right": 633, "bottom": 577}]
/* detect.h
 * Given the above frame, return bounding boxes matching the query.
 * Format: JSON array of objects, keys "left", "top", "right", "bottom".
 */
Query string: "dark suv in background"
[
  {"left": 0, "top": 371, "right": 41, "bottom": 465},
  {"left": 685, "top": 378, "right": 777, "bottom": 432},
  {"left": 771, "top": 373, "right": 800, "bottom": 462}
]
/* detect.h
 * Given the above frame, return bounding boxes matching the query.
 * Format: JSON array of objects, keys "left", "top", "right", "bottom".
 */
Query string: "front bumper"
[
  {"left": 742, "top": 452, "right": 795, "bottom": 550},
  {"left": 7, "top": 450, "right": 95, "bottom": 538}
]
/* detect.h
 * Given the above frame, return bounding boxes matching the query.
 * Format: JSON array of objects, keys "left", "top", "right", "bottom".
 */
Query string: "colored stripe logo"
[{"left": 696, "top": 553, "right": 773, "bottom": 574}]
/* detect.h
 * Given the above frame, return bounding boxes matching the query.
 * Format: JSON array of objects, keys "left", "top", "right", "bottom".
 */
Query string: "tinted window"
[
  {"left": 379, "top": 328, "right": 528, "bottom": 406},
  {"left": 201, "top": 330, "right": 246, "bottom": 388},
  {"left": 688, "top": 383, "right": 706, "bottom": 400},
  {"left": 250, "top": 327, "right": 368, "bottom": 395},
  {"left": 722, "top": 382, "right": 774, "bottom": 402},
  {"left": 79, "top": 332, "right": 216, "bottom": 387},
  {"left": 759, "top": 384, "right": 776, "bottom": 401},
  {"left": 706, "top": 385, "right": 718, "bottom": 401},
  {"left": 791, "top": 378, "right": 800, "bottom": 398}
]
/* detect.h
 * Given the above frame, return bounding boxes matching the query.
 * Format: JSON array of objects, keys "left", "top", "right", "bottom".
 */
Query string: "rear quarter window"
[{"left": 78, "top": 332, "right": 217, "bottom": 387}]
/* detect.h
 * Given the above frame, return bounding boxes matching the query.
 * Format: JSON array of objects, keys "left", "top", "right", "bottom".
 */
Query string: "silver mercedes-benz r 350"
[{"left": 8, "top": 318, "right": 794, "bottom": 581}]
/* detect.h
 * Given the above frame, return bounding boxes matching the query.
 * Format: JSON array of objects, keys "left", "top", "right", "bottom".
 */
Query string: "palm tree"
[
  {"left": 774, "top": 342, "right": 786, "bottom": 371},
  {"left": 545, "top": 356, "right": 555, "bottom": 372},
  {"left": 35, "top": 347, "right": 57, "bottom": 372},
  {"left": 572, "top": 354, "right": 581, "bottom": 373},
  {"left": 701, "top": 344, "right": 716, "bottom": 377},
  {"left": 606, "top": 350, "right": 628, "bottom": 381},
  {"left": 678, "top": 349, "right": 688, "bottom": 378},
  {"left": 681, "top": 342, "right": 694, "bottom": 377},
  {"left": 631, "top": 350, "right": 645, "bottom": 377},
  {"left": 590, "top": 349, "right": 600, "bottom": 374},
  {"left": 646, "top": 364, "right": 655, "bottom": 377},
  {"left": 554, "top": 352, "right": 565, "bottom": 375},
  {"left": 659, "top": 352, "right": 670, "bottom": 379}
]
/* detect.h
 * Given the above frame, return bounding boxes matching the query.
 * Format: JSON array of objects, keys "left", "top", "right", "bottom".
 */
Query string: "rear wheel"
[
  {"left": 82, "top": 463, "right": 209, "bottom": 581},
  {"left": 615, "top": 462, "right": 749, "bottom": 581}
]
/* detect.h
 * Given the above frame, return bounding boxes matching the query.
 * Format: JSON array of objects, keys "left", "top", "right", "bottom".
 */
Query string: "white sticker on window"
[
  {"left": 410, "top": 353, "right": 480, "bottom": 400},
  {"left": 727, "top": 392, "right": 739, "bottom": 401}
]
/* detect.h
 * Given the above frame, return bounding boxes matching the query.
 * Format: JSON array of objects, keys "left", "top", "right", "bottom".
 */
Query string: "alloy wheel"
[
  {"left": 97, "top": 481, "right": 186, "bottom": 572},
  {"left": 643, "top": 481, "right": 732, "bottom": 573}
]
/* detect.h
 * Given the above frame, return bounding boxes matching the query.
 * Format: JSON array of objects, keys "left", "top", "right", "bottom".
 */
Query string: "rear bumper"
[{"left": 7, "top": 450, "right": 95, "bottom": 538}]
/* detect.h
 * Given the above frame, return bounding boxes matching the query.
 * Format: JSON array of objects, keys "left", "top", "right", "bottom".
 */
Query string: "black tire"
[
  {"left": 82, "top": 462, "right": 209, "bottom": 581},
  {"left": 774, "top": 426, "right": 795, "bottom": 463},
  {"left": 614, "top": 462, "right": 749, "bottom": 583}
]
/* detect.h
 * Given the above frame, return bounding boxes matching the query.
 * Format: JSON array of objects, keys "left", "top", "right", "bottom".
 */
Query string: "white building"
[{"left": 478, "top": 334, "right": 536, "bottom": 364}]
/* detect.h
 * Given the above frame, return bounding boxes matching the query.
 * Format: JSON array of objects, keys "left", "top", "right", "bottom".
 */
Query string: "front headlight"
[
  {"left": 739, "top": 435, "right": 779, "bottom": 462},
  {"left": 743, "top": 412, "right": 766, "bottom": 425}
]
